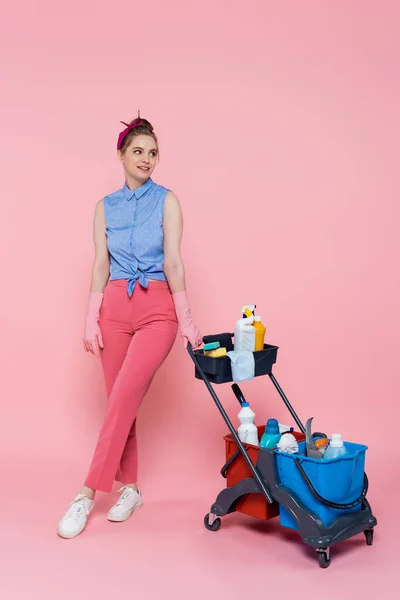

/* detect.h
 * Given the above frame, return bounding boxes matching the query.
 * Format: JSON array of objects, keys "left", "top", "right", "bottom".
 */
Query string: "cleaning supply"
[
  {"left": 205, "top": 347, "right": 227, "bottom": 358},
  {"left": 234, "top": 316, "right": 256, "bottom": 351},
  {"left": 203, "top": 342, "right": 227, "bottom": 357},
  {"left": 204, "top": 342, "right": 220, "bottom": 351},
  {"left": 323, "top": 434, "right": 350, "bottom": 460},
  {"left": 231, "top": 383, "right": 247, "bottom": 406},
  {"left": 237, "top": 402, "right": 259, "bottom": 446},
  {"left": 305, "top": 417, "right": 328, "bottom": 459},
  {"left": 253, "top": 316, "right": 266, "bottom": 351},
  {"left": 227, "top": 351, "right": 255, "bottom": 382},
  {"left": 242, "top": 305, "right": 256, "bottom": 318},
  {"left": 314, "top": 438, "right": 329, "bottom": 455},
  {"left": 260, "top": 418, "right": 282, "bottom": 449},
  {"left": 279, "top": 424, "right": 294, "bottom": 433},
  {"left": 276, "top": 433, "right": 299, "bottom": 454}
]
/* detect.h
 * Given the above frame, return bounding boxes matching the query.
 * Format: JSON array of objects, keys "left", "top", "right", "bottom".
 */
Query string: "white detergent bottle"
[
  {"left": 237, "top": 402, "right": 259, "bottom": 446},
  {"left": 234, "top": 316, "right": 256, "bottom": 351},
  {"left": 323, "top": 434, "right": 350, "bottom": 460}
]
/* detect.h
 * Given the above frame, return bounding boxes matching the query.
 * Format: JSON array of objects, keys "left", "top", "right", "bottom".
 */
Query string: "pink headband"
[{"left": 117, "top": 110, "right": 141, "bottom": 151}]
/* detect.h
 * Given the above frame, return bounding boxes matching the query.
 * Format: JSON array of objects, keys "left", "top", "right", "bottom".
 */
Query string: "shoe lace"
[
  {"left": 66, "top": 494, "right": 91, "bottom": 521},
  {"left": 116, "top": 486, "right": 136, "bottom": 507}
]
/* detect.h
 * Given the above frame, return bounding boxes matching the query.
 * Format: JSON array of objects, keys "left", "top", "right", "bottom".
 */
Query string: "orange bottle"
[{"left": 253, "top": 316, "right": 266, "bottom": 351}]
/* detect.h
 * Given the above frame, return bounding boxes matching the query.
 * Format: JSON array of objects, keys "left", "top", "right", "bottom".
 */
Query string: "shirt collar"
[{"left": 123, "top": 178, "right": 154, "bottom": 201}]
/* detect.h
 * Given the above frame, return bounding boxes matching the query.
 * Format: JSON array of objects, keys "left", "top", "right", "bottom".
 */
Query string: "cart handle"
[
  {"left": 202, "top": 333, "right": 234, "bottom": 345},
  {"left": 294, "top": 458, "right": 369, "bottom": 509},
  {"left": 187, "top": 341, "right": 274, "bottom": 504}
]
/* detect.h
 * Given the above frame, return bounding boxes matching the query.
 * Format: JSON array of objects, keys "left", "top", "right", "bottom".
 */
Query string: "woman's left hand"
[
  {"left": 172, "top": 291, "right": 203, "bottom": 349},
  {"left": 163, "top": 193, "right": 203, "bottom": 349},
  {"left": 181, "top": 321, "right": 203, "bottom": 349}
]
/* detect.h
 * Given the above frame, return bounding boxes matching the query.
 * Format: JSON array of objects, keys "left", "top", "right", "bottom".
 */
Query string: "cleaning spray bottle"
[{"left": 234, "top": 305, "right": 256, "bottom": 351}]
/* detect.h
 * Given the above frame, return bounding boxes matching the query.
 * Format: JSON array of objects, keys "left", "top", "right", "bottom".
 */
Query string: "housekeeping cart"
[{"left": 187, "top": 333, "right": 377, "bottom": 569}]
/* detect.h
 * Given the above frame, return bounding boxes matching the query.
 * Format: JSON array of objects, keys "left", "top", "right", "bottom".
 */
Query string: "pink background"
[{"left": 1, "top": 0, "right": 399, "bottom": 597}]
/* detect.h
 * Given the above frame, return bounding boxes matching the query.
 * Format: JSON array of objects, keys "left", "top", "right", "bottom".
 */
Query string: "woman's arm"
[
  {"left": 162, "top": 191, "right": 185, "bottom": 292},
  {"left": 163, "top": 192, "right": 202, "bottom": 349},
  {"left": 83, "top": 199, "right": 109, "bottom": 356},
  {"left": 90, "top": 199, "right": 110, "bottom": 292}
]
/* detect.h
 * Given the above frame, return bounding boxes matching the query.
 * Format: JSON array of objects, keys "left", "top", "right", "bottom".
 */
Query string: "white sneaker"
[
  {"left": 107, "top": 486, "right": 143, "bottom": 522},
  {"left": 57, "top": 494, "right": 95, "bottom": 539}
]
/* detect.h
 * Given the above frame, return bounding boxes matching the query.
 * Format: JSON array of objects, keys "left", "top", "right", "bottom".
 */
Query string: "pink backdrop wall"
[{"left": 1, "top": 1, "right": 399, "bottom": 597}]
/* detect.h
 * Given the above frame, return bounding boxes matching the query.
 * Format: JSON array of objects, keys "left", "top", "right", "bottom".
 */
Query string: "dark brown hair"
[{"left": 119, "top": 117, "right": 159, "bottom": 155}]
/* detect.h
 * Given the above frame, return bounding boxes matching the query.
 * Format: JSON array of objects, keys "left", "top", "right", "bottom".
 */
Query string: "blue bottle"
[{"left": 260, "top": 418, "right": 282, "bottom": 449}]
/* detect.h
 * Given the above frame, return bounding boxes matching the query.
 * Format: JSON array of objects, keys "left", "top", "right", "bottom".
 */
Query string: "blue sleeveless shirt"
[{"left": 104, "top": 178, "right": 169, "bottom": 296}]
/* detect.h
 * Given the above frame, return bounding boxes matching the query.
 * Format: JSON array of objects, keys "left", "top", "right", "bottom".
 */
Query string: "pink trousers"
[{"left": 84, "top": 279, "right": 178, "bottom": 492}]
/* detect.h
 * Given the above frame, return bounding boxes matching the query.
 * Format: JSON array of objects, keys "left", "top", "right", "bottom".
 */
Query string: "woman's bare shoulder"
[
  {"left": 164, "top": 190, "right": 182, "bottom": 210},
  {"left": 94, "top": 198, "right": 105, "bottom": 216}
]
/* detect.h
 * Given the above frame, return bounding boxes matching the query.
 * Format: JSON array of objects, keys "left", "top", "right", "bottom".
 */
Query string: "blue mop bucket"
[{"left": 275, "top": 440, "right": 368, "bottom": 529}]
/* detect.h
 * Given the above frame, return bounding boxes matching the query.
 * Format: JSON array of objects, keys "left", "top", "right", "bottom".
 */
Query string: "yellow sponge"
[{"left": 204, "top": 347, "right": 227, "bottom": 358}]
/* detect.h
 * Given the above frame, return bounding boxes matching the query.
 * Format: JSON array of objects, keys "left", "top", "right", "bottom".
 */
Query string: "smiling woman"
[{"left": 57, "top": 114, "right": 203, "bottom": 540}]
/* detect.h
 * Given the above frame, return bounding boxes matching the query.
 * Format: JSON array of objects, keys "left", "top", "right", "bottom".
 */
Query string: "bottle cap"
[
  {"left": 266, "top": 418, "right": 279, "bottom": 434},
  {"left": 330, "top": 433, "right": 343, "bottom": 447},
  {"left": 241, "top": 402, "right": 250, "bottom": 407},
  {"left": 254, "top": 316, "right": 261, "bottom": 322}
]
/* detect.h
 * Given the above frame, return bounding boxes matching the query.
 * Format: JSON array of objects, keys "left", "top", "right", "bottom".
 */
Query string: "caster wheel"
[
  {"left": 317, "top": 550, "right": 331, "bottom": 569},
  {"left": 364, "top": 529, "right": 374, "bottom": 546},
  {"left": 204, "top": 513, "right": 221, "bottom": 532}
]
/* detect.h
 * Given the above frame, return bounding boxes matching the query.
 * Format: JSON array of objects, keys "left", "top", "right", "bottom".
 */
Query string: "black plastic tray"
[{"left": 194, "top": 339, "right": 279, "bottom": 384}]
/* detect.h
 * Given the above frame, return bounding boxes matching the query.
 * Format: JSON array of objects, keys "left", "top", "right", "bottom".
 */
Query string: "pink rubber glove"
[
  {"left": 83, "top": 292, "right": 104, "bottom": 357},
  {"left": 172, "top": 291, "right": 203, "bottom": 349}
]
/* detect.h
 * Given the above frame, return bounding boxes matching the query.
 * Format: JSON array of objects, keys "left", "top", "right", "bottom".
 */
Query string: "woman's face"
[{"left": 119, "top": 134, "right": 158, "bottom": 181}]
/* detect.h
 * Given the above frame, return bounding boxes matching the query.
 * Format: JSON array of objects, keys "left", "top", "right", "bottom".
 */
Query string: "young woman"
[{"left": 58, "top": 116, "right": 202, "bottom": 538}]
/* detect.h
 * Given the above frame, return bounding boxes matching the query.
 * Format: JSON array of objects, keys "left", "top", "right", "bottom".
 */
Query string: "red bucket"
[{"left": 224, "top": 426, "right": 305, "bottom": 520}]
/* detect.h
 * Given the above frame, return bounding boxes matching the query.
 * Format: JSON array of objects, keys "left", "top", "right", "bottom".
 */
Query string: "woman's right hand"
[
  {"left": 83, "top": 199, "right": 110, "bottom": 358},
  {"left": 83, "top": 291, "right": 104, "bottom": 357}
]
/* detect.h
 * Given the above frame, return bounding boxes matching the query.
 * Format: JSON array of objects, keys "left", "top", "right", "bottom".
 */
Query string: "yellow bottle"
[{"left": 253, "top": 316, "right": 266, "bottom": 351}]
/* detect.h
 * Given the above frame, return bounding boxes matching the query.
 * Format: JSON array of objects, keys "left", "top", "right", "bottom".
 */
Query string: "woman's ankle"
[
  {"left": 80, "top": 486, "right": 96, "bottom": 500},
  {"left": 123, "top": 483, "right": 139, "bottom": 493}
]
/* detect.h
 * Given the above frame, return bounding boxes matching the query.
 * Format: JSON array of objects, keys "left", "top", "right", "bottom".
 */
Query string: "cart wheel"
[
  {"left": 364, "top": 529, "right": 374, "bottom": 546},
  {"left": 316, "top": 550, "right": 331, "bottom": 569},
  {"left": 204, "top": 514, "right": 221, "bottom": 532}
]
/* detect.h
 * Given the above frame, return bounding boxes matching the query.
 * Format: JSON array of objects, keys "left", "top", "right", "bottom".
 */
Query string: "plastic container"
[
  {"left": 260, "top": 418, "right": 282, "bottom": 449},
  {"left": 224, "top": 427, "right": 305, "bottom": 520},
  {"left": 237, "top": 402, "right": 259, "bottom": 446},
  {"left": 234, "top": 316, "right": 256, "bottom": 352},
  {"left": 194, "top": 335, "right": 279, "bottom": 384},
  {"left": 323, "top": 434, "right": 349, "bottom": 460},
  {"left": 253, "top": 316, "right": 266, "bottom": 351},
  {"left": 276, "top": 440, "right": 367, "bottom": 528}
]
